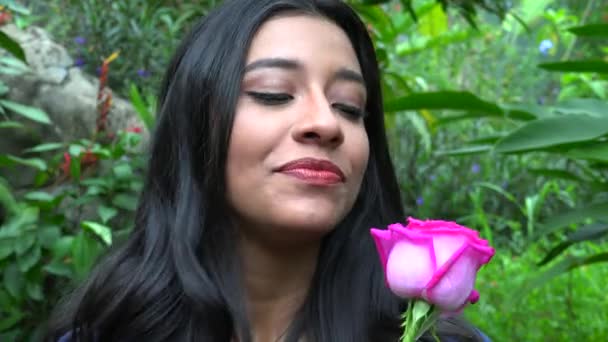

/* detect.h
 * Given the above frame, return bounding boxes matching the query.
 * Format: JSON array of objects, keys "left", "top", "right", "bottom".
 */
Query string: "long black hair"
[{"left": 46, "top": 1, "right": 483, "bottom": 341}]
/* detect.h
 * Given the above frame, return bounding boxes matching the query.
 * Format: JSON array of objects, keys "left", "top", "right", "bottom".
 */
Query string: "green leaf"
[
  {"left": 0, "top": 100, "right": 50, "bottom": 124},
  {"left": 0, "top": 310, "right": 24, "bottom": 331},
  {"left": 112, "top": 194, "right": 138, "bottom": 211},
  {"left": 113, "top": 163, "right": 133, "bottom": 180},
  {"left": 553, "top": 98, "right": 608, "bottom": 117},
  {"left": 24, "top": 191, "right": 54, "bottom": 202},
  {"left": 565, "top": 141, "right": 608, "bottom": 162},
  {"left": 13, "top": 233, "right": 35, "bottom": 255},
  {"left": 17, "top": 245, "right": 41, "bottom": 272},
  {"left": 129, "top": 83, "right": 154, "bottom": 130},
  {"left": 534, "top": 202, "right": 608, "bottom": 239},
  {"left": 538, "top": 60, "right": 608, "bottom": 74},
  {"left": 434, "top": 145, "right": 492, "bottom": 156},
  {"left": 71, "top": 231, "right": 102, "bottom": 280},
  {"left": 418, "top": 4, "right": 447, "bottom": 37},
  {"left": 3, "top": 264, "right": 23, "bottom": 298},
  {"left": 522, "top": 252, "right": 608, "bottom": 295},
  {"left": 495, "top": 115, "right": 608, "bottom": 153},
  {"left": 503, "top": 103, "right": 554, "bottom": 120},
  {"left": 537, "top": 223, "right": 608, "bottom": 266},
  {"left": 475, "top": 182, "right": 522, "bottom": 210},
  {"left": 38, "top": 226, "right": 61, "bottom": 249},
  {"left": 26, "top": 282, "right": 43, "bottom": 301},
  {"left": 0, "top": 178, "right": 17, "bottom": 214},
  {"left": 81, "top": 221, "right": 112, "bottom": 246},
  {"left": 527, "top": 168, "right": 586, "bottom": 182},
  {"left": 0, "top": 31, "right": 26, "bottom": 63},
  {"left": 23, "top": 142, "right": 64, "bottom": 154},
  {"left": 43, "top": 260, "right": 73, "bottom": 278},
  {"left": 0, "top": 121, "right": 23, "bottom": 129},
  {"left": 98, "top": 205, "right": 118, "bottom": 224},
  {"left": 51, "top": 236, "right": 74, "bottom": 259},
  {"left": 567, "top": 23, "right": 608, "bottom": 37},
  {"left": 385, "top": 91, "right": 502, "bottom": 115},
  {"left": 0, "top": 155, "right": 47, "bottom": 171}
]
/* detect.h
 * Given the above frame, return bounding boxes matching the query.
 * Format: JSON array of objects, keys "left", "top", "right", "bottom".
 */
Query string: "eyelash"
[{"left": 246, "top": 91, "right": 366, "bottom": 119}]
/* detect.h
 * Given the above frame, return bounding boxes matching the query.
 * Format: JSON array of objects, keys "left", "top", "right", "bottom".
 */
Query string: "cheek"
[{"left": 351, "top": 128, "right": 370, "bottom": 180}]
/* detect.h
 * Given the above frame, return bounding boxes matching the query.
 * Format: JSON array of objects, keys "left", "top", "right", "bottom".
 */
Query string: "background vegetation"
[{"left": 1, "top": 0, "right": 607, "bottom": 341}]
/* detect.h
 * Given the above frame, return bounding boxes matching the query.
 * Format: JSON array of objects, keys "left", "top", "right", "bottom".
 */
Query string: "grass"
[{"left": 465, "top": 241, "right": 608, "bottom": 341}]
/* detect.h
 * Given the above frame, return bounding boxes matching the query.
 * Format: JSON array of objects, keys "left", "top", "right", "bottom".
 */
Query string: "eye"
[
  {"left": 332, "top": 103, "right": 367, "bottom": 119},
  {"left": 246, "top": 91, "right": 294, "bottom": 105}
]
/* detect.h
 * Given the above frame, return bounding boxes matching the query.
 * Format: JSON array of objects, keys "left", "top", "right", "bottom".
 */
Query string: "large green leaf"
[
  {"left": 568, "top": 23, "right": 608, "bottom": 37},
  {"left": 494, "top": 114, "right": 608, "bottom": 153},
  {"left": 565, "top": 141, "right": 608, "bottom": 162},
  {"left": 0, "top": 31, "right": 26, "bottom": 63},
  {"left": 534, "top": 202, "right": 608, "bottom": 239},
  {"left": 418, "top": 3, "right": 447, "bottom": 37},
  {"left": 522, "top": 252, "right": 608, "bottom": 294},
  {"left": 385, "top": 91, "right": 502, "bottom": 114},
  {"left": 0, "top": 100, "right": 51, "bottom": 124},
  {"left": 552, "top": 98, "right": 608, "bottom": 117},
  {"left": 538, "top": 60, "right": 608, "bottom": 74},
  {"left": 537, "top": 222, "right": 608, "bottom": 266}
]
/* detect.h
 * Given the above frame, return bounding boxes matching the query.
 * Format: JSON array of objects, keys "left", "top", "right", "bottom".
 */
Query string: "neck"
[{"left": 238, "top": 230, "right": 320, "bottom": 342}]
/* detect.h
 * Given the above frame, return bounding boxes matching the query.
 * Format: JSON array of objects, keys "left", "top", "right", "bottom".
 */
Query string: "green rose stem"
[{"left": 400, "top": 300, "right": 441, "bottom": 342}]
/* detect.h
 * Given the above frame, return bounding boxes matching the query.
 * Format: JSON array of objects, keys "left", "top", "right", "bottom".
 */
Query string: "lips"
[{"left": 275, "top": 158, "right": 345, "bottom": 184}]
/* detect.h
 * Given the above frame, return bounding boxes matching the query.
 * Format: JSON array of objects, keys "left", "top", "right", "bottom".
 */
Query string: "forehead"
[{"left": 245, "top": 14, "right": 362, "bottom": 73}]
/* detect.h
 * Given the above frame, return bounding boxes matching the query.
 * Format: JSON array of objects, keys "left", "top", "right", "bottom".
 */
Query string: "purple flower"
[
  {"left": 539, "top": 39, "right": 553, "bottom": 55},
  {"left": 429, "top": 174, "right": 437, "bottom": 181},
  {"left": 471, "top": 163, "right": 481, "bottom": 174},
  {"left": 73, "top": 57, "right": 86, "bottom": 67},
  {"left": 416, "top": 197, "right": 424, "bottom": 206},
  {"left": 74, "top": 36, "right": 87, "bottom": 45},
  {"left": 137, "top": 69, "right": 151, "bottom": 78}
]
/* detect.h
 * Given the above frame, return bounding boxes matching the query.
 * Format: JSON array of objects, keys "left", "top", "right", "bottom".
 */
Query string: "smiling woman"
[{"left": 44, "top": 1, "right": 486, "bottom": 341}]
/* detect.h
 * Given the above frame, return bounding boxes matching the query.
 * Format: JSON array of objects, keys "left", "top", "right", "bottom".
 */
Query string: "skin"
[{"left": 225, "top": 14, "right": 370, "bottom": 342}]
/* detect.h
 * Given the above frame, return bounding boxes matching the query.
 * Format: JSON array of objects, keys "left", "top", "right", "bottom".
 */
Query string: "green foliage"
[
  {"left": 0, "top": 127, "right": 146, "bottom": 339},
  {"left": 466, "top": 241, "right": 608, "bottom": 341},
  {"left": 31, "top": 0, "right": 220, "bottom": 95}
]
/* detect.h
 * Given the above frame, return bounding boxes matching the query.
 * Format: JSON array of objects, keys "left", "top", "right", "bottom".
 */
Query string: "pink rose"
[{"left": 370, "top": 217, "right": 494, "bottom": 312}]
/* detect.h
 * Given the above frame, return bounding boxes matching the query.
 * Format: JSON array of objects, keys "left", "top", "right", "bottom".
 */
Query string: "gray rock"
[
  {"left": 0, "top": 24, "right": 147, "bottom": 187},
  {"left": 0, "top": 24, "right": 144, "bottom": 138}
]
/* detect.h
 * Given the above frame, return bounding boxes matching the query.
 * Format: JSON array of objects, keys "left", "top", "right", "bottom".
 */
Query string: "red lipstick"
[{"left": 275, "top": 158, "right": 345, "bottom": 185}]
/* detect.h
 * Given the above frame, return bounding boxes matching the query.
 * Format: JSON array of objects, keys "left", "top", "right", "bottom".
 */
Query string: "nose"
[{"left": 291, "top": 92, "right": 344, "bottom": 147}]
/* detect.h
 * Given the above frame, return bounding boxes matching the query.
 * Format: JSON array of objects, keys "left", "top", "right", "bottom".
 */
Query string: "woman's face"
[{"left": 226, "top": 14, "right": 369, "bottom": 243}]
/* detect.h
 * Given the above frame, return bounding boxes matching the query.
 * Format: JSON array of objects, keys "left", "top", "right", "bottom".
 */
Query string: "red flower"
[
  {"left": 0, "top": 11, "right": 12, "bottom": 26},
  {"left": 126, "top": 126, "right": 143, "bottom": 134},
  {"left": 60, "top": 152, "right": 71, "bottom": 176},
  {"left": 81, "top": 149, "right": 98, "bottom": 166}
]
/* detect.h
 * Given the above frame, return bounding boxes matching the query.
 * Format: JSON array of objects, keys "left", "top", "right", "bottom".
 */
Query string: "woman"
[{"left": 46, "top": 0, "right": 487, "bottom": 341}]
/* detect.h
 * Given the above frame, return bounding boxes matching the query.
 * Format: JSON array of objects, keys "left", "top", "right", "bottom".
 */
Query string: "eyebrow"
[{"left": 244, "top": 57, "right": 365, "bottom": 86}]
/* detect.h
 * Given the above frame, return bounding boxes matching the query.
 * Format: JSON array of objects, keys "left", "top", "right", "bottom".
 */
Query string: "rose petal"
[
  {"left": 386, "top": 240, "right": 435, "bottom": 298},
  {"left": 425, "top": 245, "right": 479, "bottom": 311},
  {"left": 432, "top": 234, "right": 466, "bottom": 267}
]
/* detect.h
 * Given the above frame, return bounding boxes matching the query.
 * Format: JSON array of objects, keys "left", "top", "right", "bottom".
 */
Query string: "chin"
[{"left": 275, "top": 207, "right": 345, "bottom": 234}]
